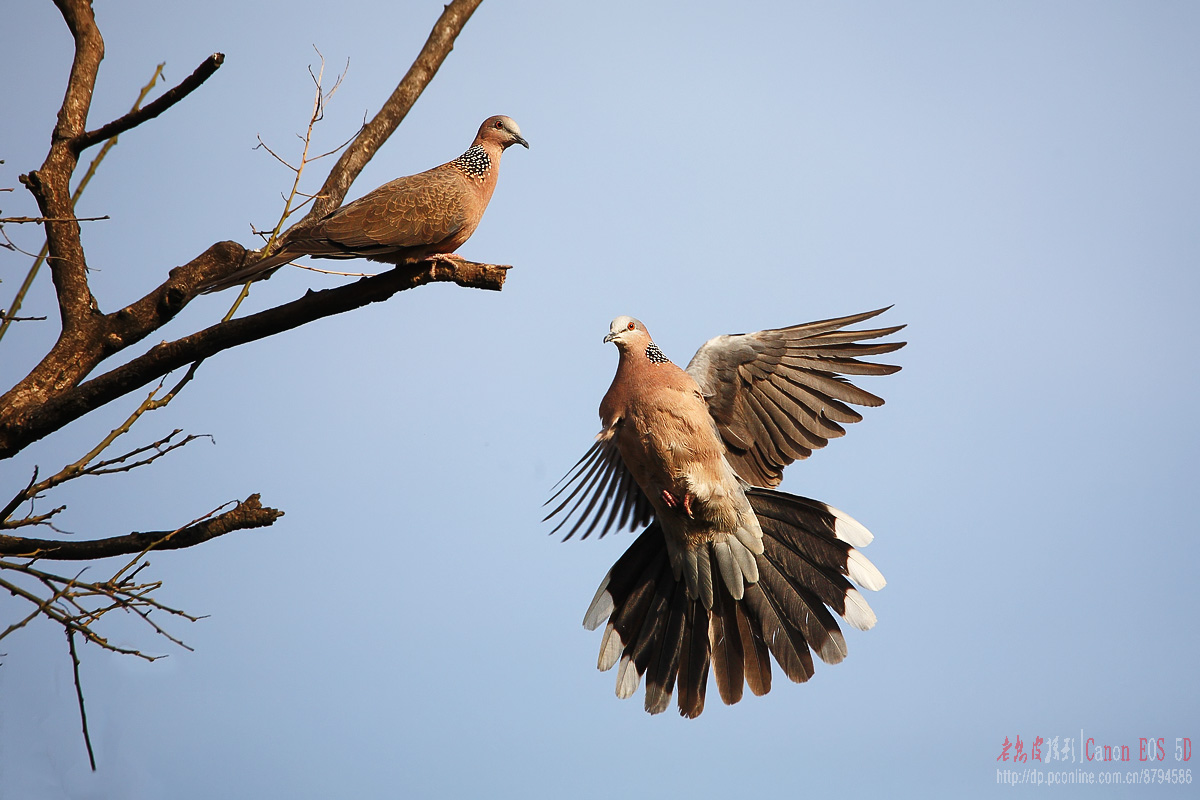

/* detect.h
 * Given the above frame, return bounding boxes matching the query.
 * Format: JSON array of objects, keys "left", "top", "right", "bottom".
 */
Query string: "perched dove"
[
  {"left": 200, "top": 115, "right": 528, "bottom": 293},
  {"left": 545, "top": 308, "right": 905, "bottom": 717}
]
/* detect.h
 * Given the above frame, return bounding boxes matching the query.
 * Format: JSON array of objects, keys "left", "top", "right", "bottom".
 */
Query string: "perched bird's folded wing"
[
  {"left": 544, "top": 437, "right": 655, "bottom": 541},
  {"left": 196, "top": 172, "right": 472, "bottom": 292},
  {"left": 296, "top": 170, "right": 469, "bottom": 260},
  {"left": 685, "top": 307, "right": 905, "bottom": 488}
]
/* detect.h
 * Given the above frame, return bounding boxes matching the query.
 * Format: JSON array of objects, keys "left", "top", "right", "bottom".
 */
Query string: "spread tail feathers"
[{"left": 583, "top": 488, "right": 884, "bottom": 717}]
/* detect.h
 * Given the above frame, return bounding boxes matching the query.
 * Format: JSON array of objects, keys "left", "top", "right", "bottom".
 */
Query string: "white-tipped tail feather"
[
  {"left": 829, "top": 505, "right": 874, "bottom": 547},
  {"left": 616, "top": 655, "right": 641, "bottom": 699},
  {"left": 597, "top": 622, "right": 623, "bottom": 670},
  {"left": 847, "top": 548, "right": 886, "bottom": 591},
  {"left": 842, "top": 587, "right": 877, "bottom": 631},
  {"left": 583, "top": 574, "right": 614, "bottom": 631}
]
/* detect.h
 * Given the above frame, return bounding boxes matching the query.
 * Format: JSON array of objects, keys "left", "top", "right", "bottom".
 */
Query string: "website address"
[{"left": 997, "top": 768, "right": 1193, "bottom": 786}]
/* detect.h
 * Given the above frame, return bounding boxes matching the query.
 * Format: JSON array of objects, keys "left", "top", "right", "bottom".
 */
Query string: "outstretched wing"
[
  {"left": 544, "top": 437, "right": 655, "bottom": 541},
  {"left": 685, "top": 307, "right": 905, "bottom": 488}
]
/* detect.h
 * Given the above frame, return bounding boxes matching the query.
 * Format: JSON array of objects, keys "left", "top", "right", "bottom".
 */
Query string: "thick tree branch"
[
  {"left": 0, "top": 495, "right": 282, "bottom": 560},
  {"left": 72, "top": 53, "right": 224, "bottom": 152},
  {"left": 0, "top": 258, "right": 507, "bottom": 458},
  {"left": 9, "top": 0, "right": 105, "bottom": 440},
  {"left": 23, "top": 0, "right": 104, "bottom": 332},
  {"left": 0, "top": 240, "right": 246, "bottom": 441}
]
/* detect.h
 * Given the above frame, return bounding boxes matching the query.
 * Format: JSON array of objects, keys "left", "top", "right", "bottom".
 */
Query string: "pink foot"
[{"left": 660, "top": 489, "right": 695, "bottom": 518}]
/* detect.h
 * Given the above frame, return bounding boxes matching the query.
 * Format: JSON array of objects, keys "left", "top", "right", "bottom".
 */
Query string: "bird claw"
[
  {"left": 424, "top": 252, "right": 466, "bottom": 267},
  {"left": 660, "top": 489, "right": 695, "bottom": 518}
]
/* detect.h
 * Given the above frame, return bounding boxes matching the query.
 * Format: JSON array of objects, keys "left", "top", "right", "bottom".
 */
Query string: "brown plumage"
[
  {"left": 200, "top": 115, "right": 528, "bottom": 293},
  {"left": 546, "top": 309, "right": 905, "bottom": 717}
]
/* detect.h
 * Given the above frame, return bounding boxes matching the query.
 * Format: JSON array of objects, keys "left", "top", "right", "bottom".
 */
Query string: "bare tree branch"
[
  {"left": 1, "top": 557, "right": 203, "bottom": 656},
  {"left": 0, "top": 215, "right": 109, "bottom": 224},
  {"left": 0, "top": 495, "right": 283, "bottom": 560},
  {"left": 20, "top": 0, "right": 104, "bottom": 329},
  {"left": 1, "top": 429, "right": 210, "bottom": 531},
  {"left": 0, "top": 256, "right": 507, "bottom": 458},
  {"left": 1, "top": 507, "right": 67, "bottom": 532},
  {"left": 72, "top": 53, "right": 225, "bottom": 152}
]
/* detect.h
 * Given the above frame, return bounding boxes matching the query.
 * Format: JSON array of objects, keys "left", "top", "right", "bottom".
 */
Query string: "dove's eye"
[{"left": 627, "top": 321, "right": 635, "bottom": 331}]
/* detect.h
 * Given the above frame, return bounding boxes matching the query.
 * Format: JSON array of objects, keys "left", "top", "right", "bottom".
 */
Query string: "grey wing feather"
[
  {"left": 685, "top": 307, "right": 905, "bottom": 487},
  {"left": 544, "top": 438, "right": 655, "bottom": 541}
]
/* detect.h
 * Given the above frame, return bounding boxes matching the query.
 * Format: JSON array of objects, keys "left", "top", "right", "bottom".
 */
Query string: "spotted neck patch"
[
  {"left": 452, "top": 145, "right": 491, "bottom": 178},
  {"left": 645, "top": 342, "right": 670, "bottom": 364}
]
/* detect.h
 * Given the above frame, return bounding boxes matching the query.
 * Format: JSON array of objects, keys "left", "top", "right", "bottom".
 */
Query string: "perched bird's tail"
[
  {"left": 196, "top": 247, "right": 298, "bottom": 294},
  {"left": 582, "top": 488, "right": 885, "bottom": 718}
]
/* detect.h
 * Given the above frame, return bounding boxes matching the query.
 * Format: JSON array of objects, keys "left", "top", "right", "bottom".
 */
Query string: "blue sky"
[{"left": 3, "top": 1, "right": 1198, "bottom": 797}]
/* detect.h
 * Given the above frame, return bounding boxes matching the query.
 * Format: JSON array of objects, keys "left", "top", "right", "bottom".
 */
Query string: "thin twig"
[
  {"left": 67, "top": 630, "right": 96, "bottom": 771},
  {"left": 0, "top": 224, "right": 45, "bottom": 257},
  {"left": 10, "top": 380, "right": 195, "bottom": 509},
  {"left": 0, "top": 215, "right": 110, "bottom": 224},
  {"left": 87, "top": 433, "right": 211, "bottom": 475},
  {"left": 0, "top": 572, "right": 75, "bottom": 640},
  {"left": 224, "top": 50, "right": 352, "bottom": 317},
  {"left": 0, "top": 468, "right": 40, "bottom": 524},
  {"left": 293, "top": 264, "right": 377, "bottom": 278},
  {"left": 254, "top": 136, "right": 299, "bottom": 171},
  {"left": 308, "top": 125, "right": 362, "bottom": 163},
  {"left": 1, "top": 506, "right": 67, "bottom": 530},
  {"left": 0, "top": 557, "right": 200, "bottom": 657}
]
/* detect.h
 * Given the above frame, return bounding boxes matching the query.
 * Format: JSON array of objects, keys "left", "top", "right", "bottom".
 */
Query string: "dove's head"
[
  {"left": 606, "top": 317, "right": 672, "bottom": 365},
  {"left": 477, "top": 115, "right": 529, "bottom": 150},
  {"left": 604, "top": 316, "right": 651, "bottom": 348}
]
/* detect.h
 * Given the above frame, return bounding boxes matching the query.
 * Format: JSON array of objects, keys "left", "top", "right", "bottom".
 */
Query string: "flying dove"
[
  {"left": 545, "top": 308, "right": 905, "bottom": 717},
  {"left": 199, "top": 115, "right": 528, "bottom": 293}
]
